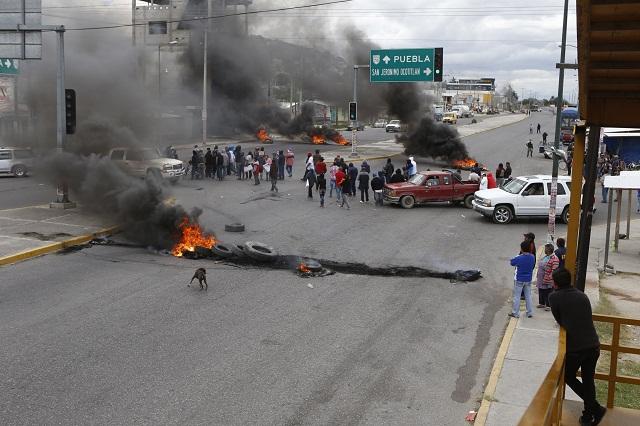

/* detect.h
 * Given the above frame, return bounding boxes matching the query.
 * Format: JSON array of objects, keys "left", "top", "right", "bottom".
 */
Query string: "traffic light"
[
  {"left": 65, "top": 89, "right": 76, "bottom": 135},
  {"left": 349, "top": 101, "right": 357, "bottom": 121},
  {"left": 434, "top": 48, "right": 443, "bottom": 82}
]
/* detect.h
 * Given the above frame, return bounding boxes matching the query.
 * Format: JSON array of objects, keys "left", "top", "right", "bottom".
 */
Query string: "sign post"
[{"left": 370, "top": 48, "right": 443, "bottom": 83}]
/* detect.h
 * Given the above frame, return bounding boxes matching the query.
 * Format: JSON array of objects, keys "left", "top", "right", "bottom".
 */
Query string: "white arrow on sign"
[
  {"left": 3, "top": 59, "right": 10, "bottom": 68},
  {"left": 382, "top": 56, "right": 391, "bottom": 64},
  {"left": 423, "top": 68, "right": 432, "bottom": 76}
]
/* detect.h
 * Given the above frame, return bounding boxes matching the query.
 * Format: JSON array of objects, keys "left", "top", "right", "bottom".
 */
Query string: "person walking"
[
  {"left": 317, "top": 173, "right": 326, "bottom": 207},
  {"left": 536, "top": 243, "right": 559, "bottom": 310},
  {"left": 285, "top": 148, "right": 295, "bottom": 178},
  {"left": 348, "top": 163, "right": 358, "bottom": 197},
  {"left": 329, "top": 161, "right": 338, "bottom": 198},
  {"left": 270, "top": 156, "right": 279, "bottom": 192},
  {"left": 509, "top": 240, "right": 536, "bottom": 318},
  {"left": 549, "top": 268, "right": 607, "bottom": 426},
  {"left": 358, "top": 168, "right": 370, "bottom": 203},
  {"left": 306, "top": 166, "right": 316, "bottom": 199},
  {"left": 529, "top": 123, "right": 533, "bottom": 134},
  {"left": 526, "top": 139, "right": 534, "bottom": 157},
  {"left": 542, "top": 131, "right": 548, "bottom": 144},
  {"left": 245, "top": 152, "right": 253, "bottom": 180},
  {"left": 337, "top": 166, "right": 350, "bottom": 209},
  {"left": 536, "top": 123, "right": 541, "bottom": 134},
  {"left": 315, "top": 156, "right": 327, "bottom": 190},
  {"left": 371, "top": 171, "right": 384, "bottom": 206},
  {"left": 303, "top": 152, "right": 314, "bottom": 181},
  {"left": 253, "top": 160, "right": 261, "bottom": 185},
  {"left": 495, "top": 163, "right": 506, "bottom": 187}
]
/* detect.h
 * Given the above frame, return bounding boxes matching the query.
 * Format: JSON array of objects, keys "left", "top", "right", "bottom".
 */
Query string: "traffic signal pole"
[
  {"left": 351, "top": 64, "right": 370, "bottom": 157},
  {"left": 51, "top": 26, "right": 75, "bottom": 209}
]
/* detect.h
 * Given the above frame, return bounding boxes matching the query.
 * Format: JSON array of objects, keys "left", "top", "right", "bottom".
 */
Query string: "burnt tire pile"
[{"left": 188, "top": 241, "right": 279, "bottom": 263}]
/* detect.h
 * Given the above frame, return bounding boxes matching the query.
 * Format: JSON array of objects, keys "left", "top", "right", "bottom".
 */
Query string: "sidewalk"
[
  {"left": 478, "top": 217, "right": 640, "bottom": 425},
  {"left": 0, "top": 205, "right": 116, "bottom": 266}
]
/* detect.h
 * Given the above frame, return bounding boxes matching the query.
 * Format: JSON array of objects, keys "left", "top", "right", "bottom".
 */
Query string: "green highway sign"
[
  {"left": 0, "top": 58, "right": 19, "bottom": 75},
  {"left": 370, "top": 48, "right": 442, "bottom": 83}
]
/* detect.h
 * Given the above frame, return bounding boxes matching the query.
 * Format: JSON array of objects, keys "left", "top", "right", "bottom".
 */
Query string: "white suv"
[{"left": 472, "top": 175, "right": 572, "bottom": 224}]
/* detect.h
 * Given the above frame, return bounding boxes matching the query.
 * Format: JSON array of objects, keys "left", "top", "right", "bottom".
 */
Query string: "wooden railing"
[
  {"left": 592, "top": 314, "right": 640, "bottom": 408},
  {"left": 519, "top": 313, "right": 640, "bottom": 425}
]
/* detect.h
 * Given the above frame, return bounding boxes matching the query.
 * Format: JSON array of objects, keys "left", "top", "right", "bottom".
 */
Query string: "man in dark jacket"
[
  {"left": 348, "top": 163, "right": 358, "bottom": 196},
  {"left": 549, "top": 269, "right": 606, "bottom": 426},
  {"left": 269, "top": 157, "right": 279, "bottom": 192},
  {"left": 383, "top": 158, "right": 394, "bottom": 181},
  {"left": 358, "top": 169, "right": 370, "bottom": 203},
  {"left": 389, "top": 169, "right": 405, "bottom": 183},
  {"left": 504, "top": 162, "right": 512, "bottom": 180},
  {"left": 371, "top": 171, "right": 384, "bottom": 206},
  {"left": 204, "top": 148, "right": 214, "bottom": 178},
  {"left": 277, "top": 150, "right": 286, "bottom": 180}
]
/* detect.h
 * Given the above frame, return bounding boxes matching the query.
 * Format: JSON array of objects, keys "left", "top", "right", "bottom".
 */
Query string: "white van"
[
  {"left": 0, "top": 146, "right": 34, "bottom": 177},
  {"left": 472, "top": 175, "right": 572, "bottom": 224}
]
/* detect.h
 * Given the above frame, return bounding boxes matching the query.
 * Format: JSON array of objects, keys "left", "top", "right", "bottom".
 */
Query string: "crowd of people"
[{"left": 458, "top": 161, "right": 513, "bottom": 190}]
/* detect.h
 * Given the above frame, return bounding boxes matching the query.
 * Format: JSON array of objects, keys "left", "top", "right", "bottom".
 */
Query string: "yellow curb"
[
  {"left": 475, "top": 316, "right": 518, "bottom": 425},
  {"left": 0, "top": 225, "right": 121, "bottom": 267}
]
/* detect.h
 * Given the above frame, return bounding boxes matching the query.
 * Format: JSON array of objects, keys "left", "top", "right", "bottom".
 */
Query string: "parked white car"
[{"left": 472, "top": 175, "right": 572, "bottom": 224}]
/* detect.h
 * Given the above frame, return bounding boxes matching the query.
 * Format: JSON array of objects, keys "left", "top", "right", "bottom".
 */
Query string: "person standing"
[
  {"left": 487, "top": 172, "right": 497, "bottom": 189},
  {"left": 549, "top": 268, "right": 607, "bottom": 426},
  {"left": 277, "top": 150, "right": 286, "bottom": 180},
  {"left": 536, "top": 243, "right": 559, "bottom": 310},
  {"left": 269, "top": 156, "right": 279, "bottom": 192},
  {"left": 285, "top": 148, "right": 295, "bottom": 178},
  {"left": 479, "top": 173, "right": 488, "bottom": 190},
  {"left": 526, "top": 139, "right": 534, "bottom": 157},
  {"left": 358, "top": 168, "right": 370, "bottom": 203},
  {"left": 384, "top": 158, "right": 395, "bottom": 182},
  {"left": 529, "top": 123, "right": 533, "bottom": 134},
  {"left": 542, "top": 131, "right": 548, "bottom": 144},
  {"left": 536, "top": 123, "right": 541, "bottom": 134},
  {"left": 504, "top": 162, "right": 513, "bottom": 180},
  {"left": 390, "top": 168, "right": 405, "bottom": 183},
  {"left": 371, "top": 171, "right": 384, "bottom": 206},
  {"left": 204, "top": 148, "right": 214, "bottom": 178},
  {"left": 253, "top": 160, "right": 261, "bottom": 185},
  {"left": 555, "top": 237, "right": 567, "bottom": 269},
  {"left": 317, "top": 173, "right": 326, "bottom": 207},
  {"left": 235, "top": 146, "right": 244, "bottom": 180},
  {"left": 409, "top": 156, "right": 417, "bottom": 177},
  {"left": 312, "top": 149, "right": 322, "bottom": 166},
  {"left": 348, "top": 163, "right": 358, "bottom": 197},
  {"left": 329, "top": 161, "right": 338, "bottom": 198},
  {"left": 495, "top": 163, "right": 506, "bottom": 187},
  {"left": 361, "top": 160, "right": 371, "bottom": 174},
  {"left": 509, "top": 241, "right": 536, "bottom": 318},
  {"left": 335, "top": 166, "right": 345, "bottom": 203},
  {"left": 337, "top": 166, "right": 350, "bottom": 209},
  {"left": 469, "top": 170, "right": 480, "bottom": 183}
]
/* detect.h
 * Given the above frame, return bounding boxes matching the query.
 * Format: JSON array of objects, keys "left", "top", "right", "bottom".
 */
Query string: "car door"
[
  {"left": 0, "top": 149, "right": 11, "bottom": 173},
  {"left": 548, "top": 181, "right": 570, "bottom": 212},
  {"left": 518, "top": 182, "right": 547, "bottom": 215},
  {"left": 421, "top": 175, "right": 442, "bottom": 202},
  {"left": 124, "top": 149, "right": 146, "bottom": 176}
]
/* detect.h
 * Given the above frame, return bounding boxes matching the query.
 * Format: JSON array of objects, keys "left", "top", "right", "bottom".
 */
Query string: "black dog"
[{"left": 188, "top": 268, "right": 208, "bottom": 291}]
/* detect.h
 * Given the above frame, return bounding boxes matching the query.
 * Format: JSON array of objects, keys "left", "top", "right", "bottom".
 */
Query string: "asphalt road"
[{"left": 0, "top": 111, "right": 612, "bottom": 425}]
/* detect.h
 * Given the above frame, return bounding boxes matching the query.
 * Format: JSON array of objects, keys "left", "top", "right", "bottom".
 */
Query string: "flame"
[
  {"left": 452, "top": 158, "right": 478, "bottom": 169},
  {"left": 330, "top": 134, "right": 349, "bottom": 146},
  {"left": 171, "top": 216, "right": 216, "bottom": 257},
  {"left": 298, "top": 262, "right": 311, "bottom": 273},
  {"left": 256, "top": 128, "right": 271, "bottom": 143},
  {"left": 311, "top": 134, "right": 325, "bottom": 144}
]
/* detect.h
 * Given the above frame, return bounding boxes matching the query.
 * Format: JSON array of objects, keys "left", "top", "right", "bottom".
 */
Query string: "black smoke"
[{"left": 39, "top": 153, "right": 203, "bottom": 250}]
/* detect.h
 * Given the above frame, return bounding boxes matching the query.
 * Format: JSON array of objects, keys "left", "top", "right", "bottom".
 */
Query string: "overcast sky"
[{"left": 40, "top": 0, "right": 579, "bottom": 101}]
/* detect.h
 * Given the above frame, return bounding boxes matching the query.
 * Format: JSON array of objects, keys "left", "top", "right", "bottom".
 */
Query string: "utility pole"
[
  {"left": 547, "top": 0, "right": 569, "bottom": 242},
  {"left": 132, "top": 0, "right": 136, "bottom": 46},
  {"left": 351, "top": 64, "right": 370, "bottom": 157},
  {"left": 202, "top": 0, "right": 212, "bottom": 145}
]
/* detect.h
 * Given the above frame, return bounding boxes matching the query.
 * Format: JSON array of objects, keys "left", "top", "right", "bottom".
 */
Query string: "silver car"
[{"left": 0, "top": 146, "right": 34, "bottom": 177}]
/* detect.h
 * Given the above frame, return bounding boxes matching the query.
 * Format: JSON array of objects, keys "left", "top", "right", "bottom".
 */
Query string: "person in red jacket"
[
  {"left": 487, "top": 172, "right": 497, "bottom": 189},
  {"left": 335, "top": 167, "right": 350, "bottom": 209},
  {"left": 314, "top": 157, "right": 327, "bottom": 190}
]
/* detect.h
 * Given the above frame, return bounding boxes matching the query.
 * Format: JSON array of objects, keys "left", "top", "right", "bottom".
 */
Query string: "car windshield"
[
  {"left": 408, "top": 174, "right": 425, "bottom": 185},
  {"left": 129, "top": 149, "right": 161, "bottom": 161},
  {"left": 502, "top": 178, "right": 527, "bottom": 194},
  {"left": 389, "top": 120, "right": 400, "bottom": 124}
]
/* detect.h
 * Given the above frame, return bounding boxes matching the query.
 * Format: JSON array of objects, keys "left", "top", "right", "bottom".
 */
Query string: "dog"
[{"left": 188, "top": 268, "right": 208, "bottom": 291}]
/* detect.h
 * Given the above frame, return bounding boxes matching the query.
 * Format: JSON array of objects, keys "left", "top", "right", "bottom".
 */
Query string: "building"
[{"left": 443, "top": 78, "right": 496, "bottom": 110}]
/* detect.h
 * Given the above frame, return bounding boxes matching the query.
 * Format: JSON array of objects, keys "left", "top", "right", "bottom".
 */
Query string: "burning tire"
[
  {"left": 195, "top": 246, "right": 213, "bottom": 258},
  {"left": 211, "top": 243, "right": 234, "bottom": 258},
  {"left": 243, "top": 241, "right": 278, "bottom": 262},
  {"left": 225, "top": 223, "right": 245, "bottom": 233},
  {"left": 400, "top": 195, "right": 415, "bottom": 209},
  {"left": 302, "top": 259, "right": 322, "bottom": 272},
  {"left": 492, "top": 205, "right": 514, "bottom": 224}
]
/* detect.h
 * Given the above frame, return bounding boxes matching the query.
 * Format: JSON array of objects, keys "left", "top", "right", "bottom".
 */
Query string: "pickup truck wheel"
[
  {"left": 463, "top": 194, "right": 474, "bottom": 209},
  {"left": 492, "top": 205, "right": 514, "bottom": 224},
  {"left": 561, "top": 206, "right": 570, "bottom": 224},
  {"left": 400, "top": 195, "right": 415, "bottom": 209}
]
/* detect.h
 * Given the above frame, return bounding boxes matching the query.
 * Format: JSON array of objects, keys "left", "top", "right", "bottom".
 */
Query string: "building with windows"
[{"left": 442, "top": 78, "right": 496, "bottom": 110}]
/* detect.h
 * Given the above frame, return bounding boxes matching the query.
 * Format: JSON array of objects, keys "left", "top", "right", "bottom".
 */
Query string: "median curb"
[
  {"left": 474, "top": 316, "right": 518, "bottom": 425},
  {"left": 0, "top": 225, "right": 121, "bottom": 267}
]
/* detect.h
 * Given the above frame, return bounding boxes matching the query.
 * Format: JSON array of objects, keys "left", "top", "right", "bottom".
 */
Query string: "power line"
[{"left": 55, "top": 0, "right": 354, "bottom": 31}]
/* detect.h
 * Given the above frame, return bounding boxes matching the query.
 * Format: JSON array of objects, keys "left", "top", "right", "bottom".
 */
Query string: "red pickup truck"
[{"left": 383, "top": 170, "right": 480, "bottom": 209}]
